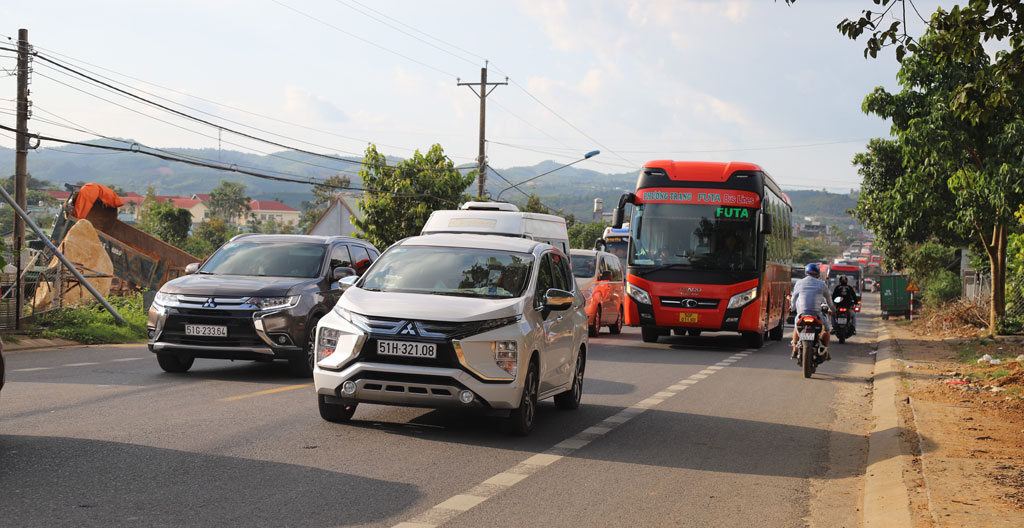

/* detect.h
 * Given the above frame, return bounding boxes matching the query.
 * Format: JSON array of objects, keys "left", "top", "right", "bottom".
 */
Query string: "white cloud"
[{"left": 283, "top": 85, "right": 349, "bottom": 124}]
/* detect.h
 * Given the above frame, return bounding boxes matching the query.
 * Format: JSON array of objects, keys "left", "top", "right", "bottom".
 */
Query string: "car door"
[
  {"left": 604, "top": 255, "right": 624, "bottom": 320},
  {"left": 326, "top": 244, "right": 354, "bottom": 306},
  {"left": 533, "top": 252, "right": 561, "bottom": 393},
  {"left": 548, "top": 251, "right": 577, "bottom": 389}
]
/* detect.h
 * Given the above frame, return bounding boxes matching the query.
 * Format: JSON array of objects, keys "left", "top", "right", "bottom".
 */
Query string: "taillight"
[
  {"left": 839, "top": 307, "right": 847, "bottom": 312},
  {"left": 800, "top": 316, "right": 817, "bottom": 324},
  {"left": 854, "top": 305, "right": 861, "bottom": 312}
]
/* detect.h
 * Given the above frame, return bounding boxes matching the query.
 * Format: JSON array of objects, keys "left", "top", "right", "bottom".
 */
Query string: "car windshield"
[
  {"left": 572, "top": 255, "right": 597, "bottom": 278},
  {"left": 360, "top": 246, "right": 533, "bottom": 299},
  {"left": 201, "top": 242, "right": 326, "bottom": 278},
  {"left": 629, "top": 202, "right": 758, "bottom": 271}
]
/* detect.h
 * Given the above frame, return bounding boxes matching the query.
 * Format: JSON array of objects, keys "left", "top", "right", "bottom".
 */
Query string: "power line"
[
  {"left": 270, "top": 0, "right": 457, "bottom": 78},
  {"left": 18, "top": 41, "right": 460, "bottom": 159},
  {"left": 331, "top": 0, "right": 480, "bottom": 67},
  {"left": 488, "top": 138, "right": 872, "bottom": 155},
  {"left": 0, "top": 123, "right": 463, "bottom": 204}
]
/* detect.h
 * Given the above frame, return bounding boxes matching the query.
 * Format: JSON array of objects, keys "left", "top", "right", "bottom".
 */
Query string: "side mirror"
[
  {"left": 332, "top": 266, "right": 356, "bottom": 280},
  {"left": 612, "top": 192, "right": 635, "bottom": 229},
  {"left": 184, "top": 262, "right": 201, "bottom": 274},
  {"left": 338, "top": 275, "right": 358, "bottom": 292},
  {"left": 612, "top": 207, "right": 624, "bottom": 229},
  {"left": 543, "top": 288, "right": 575, "bottom": 311},
  {"left": 759, "top": 212, "right": 773, "bottom": 235},
  {"left": 598, "top": 270, "right": 612, "bottom": 281}
]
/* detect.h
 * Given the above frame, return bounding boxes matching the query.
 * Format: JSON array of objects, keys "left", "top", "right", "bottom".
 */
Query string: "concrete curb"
[
  {"left": 2, "top": 337, "right": 84, "bottom": 354},
  {"left": 862, "top": 332, "right": 914, "bottom": 528}
]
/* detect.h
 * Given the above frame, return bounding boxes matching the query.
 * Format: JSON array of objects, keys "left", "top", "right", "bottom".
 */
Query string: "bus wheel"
[
  {"left": 641, "top": 328, "right": 660, "bottom": 343},
  {"left": 768, "top": 322, "right": 784, "bottom": 341},
  {"left": 687, "top": 329, "right": 701, "bottom": 337},
  {"left": 743, "top": 331, "right": 764, "bottom": 349}
]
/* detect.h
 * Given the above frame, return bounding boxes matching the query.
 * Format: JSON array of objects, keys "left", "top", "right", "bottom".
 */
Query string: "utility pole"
[
  {"left": 14, "top": 28, "right": 31, "bottom": 329},
  {"left": 457, "top": 61, "right": 506, "bottom": 199}
]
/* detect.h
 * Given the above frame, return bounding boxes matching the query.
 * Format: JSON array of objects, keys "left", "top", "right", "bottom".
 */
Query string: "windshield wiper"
[{"left": 635, "top": 263, "right": 693, "bottom": 276}]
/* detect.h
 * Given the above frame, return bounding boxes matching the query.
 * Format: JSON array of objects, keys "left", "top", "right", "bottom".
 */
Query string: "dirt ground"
[{"left": 886, "top": 320, "right": 1024, "bottom": 527}]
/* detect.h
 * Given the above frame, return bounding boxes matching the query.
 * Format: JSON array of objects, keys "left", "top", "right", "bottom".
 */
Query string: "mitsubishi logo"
[
  {"left": 399, "top": 322, "right": 418, "bottom": 336},
  {"left": 203, "top": 297, "right": 216, "bottom": 308},
  {"left": 683, "top": 298, "right": 699, "bottom": 308}
]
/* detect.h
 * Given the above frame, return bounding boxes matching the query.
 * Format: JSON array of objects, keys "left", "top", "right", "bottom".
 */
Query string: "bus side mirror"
[
  {"left": 612, "top": 192, "right": 635, "bottom": 229},
  {"left": 759, "top": 212, "right": 773, "bottom": 235}
]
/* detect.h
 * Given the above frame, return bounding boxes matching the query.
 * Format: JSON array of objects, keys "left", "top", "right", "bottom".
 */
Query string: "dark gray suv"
[{"left": 147, "top": 234, "right": 379, "bottom": 376}]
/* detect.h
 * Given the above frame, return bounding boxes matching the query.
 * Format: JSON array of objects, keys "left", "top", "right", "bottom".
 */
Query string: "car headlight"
[
  {"left": 250, "top": 296, "right": 300, "bottom": 311},
  {"left": 626, "top": 282, "right": 651, "bottom": 305},
  {"left": 317, "top": 326, "right": 342, "bottom": 361},
  {"left": 727, "top": 287, "right": 758, "bottom": 309},
  {"left": 493, "top": 340, "right": 518, "bottom": 377},
  {"left": 332, "top": 306, "right": 371, "bottom": 332},
  {"left": 153, "top": 291, "right": 176, "bottom": 307}
]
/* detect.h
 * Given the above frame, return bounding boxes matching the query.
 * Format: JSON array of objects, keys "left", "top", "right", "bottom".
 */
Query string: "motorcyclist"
[
  {"left": 790, "top": 263, "right": 835, "bottom": 360},
  {"left": 832, "top": 275, "right": 861, "bottom": 332}
]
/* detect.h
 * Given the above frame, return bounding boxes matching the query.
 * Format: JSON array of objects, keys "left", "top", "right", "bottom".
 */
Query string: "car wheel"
[
  {"left": 588, "top": 307, "right": 601, "bottom": 338},
  {"left": 290, "top": 317, "right": 321, "bottom": 378},
  {"left": 608, "top": 306, "right": 623, "bottom": 334},
  {"left": 641, "top": 327, "right": 660, "bottom": 343},
  {"left": 318, "top": 394, "right": 357, "bottom": 423},
  {"left": 508, "top": 361, "right": 539, "bottom": 436},
  {"left": 157, "top": 353, "right": 194, "bottom": 373},
  {"left": 554, "top": 348, "right": 585, "bottom": 410}
]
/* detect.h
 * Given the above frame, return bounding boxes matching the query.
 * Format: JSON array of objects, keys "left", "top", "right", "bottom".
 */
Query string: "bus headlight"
[
  {"left": 727, "top": 287, "right": 758, "bottom": 309},
  {"left": 626, "top": 283, "right": 651, "bottom": 305}
]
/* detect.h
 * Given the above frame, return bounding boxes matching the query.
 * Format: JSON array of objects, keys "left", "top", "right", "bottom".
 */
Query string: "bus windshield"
[{"left": 628, "top": 202, "right": 758, "bottom": 272}]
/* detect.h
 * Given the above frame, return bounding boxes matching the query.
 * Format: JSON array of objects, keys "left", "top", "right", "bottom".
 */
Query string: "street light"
[{"left": 495, "top": 150, "right": 600, "bottom": 201}]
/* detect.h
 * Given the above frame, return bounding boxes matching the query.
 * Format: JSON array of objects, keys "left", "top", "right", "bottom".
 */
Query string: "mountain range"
[{"left": 0, "top": 141, "right": 858, "bottom": 221}]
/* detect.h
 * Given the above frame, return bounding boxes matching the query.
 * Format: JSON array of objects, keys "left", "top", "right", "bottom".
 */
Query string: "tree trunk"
[{"left": 988, "top": 223, "right": 1007, "bottom": 333}]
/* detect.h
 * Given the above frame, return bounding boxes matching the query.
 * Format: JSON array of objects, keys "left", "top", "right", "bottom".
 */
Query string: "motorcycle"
[
  {"left": 832, "top": 296, "right": 859, "bottom": 344},
  {"left": 795, "top": 310, "right": 829, "bottom": 378}
]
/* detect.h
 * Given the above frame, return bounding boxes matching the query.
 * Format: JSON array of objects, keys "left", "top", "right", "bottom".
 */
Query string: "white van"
[{"left": 421, "top": 201, "right": 571, "bottom": 255}]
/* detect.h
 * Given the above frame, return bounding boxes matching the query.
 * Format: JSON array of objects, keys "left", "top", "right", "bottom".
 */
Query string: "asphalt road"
[{"left": 0, "top": 307, "right": 878, "bottom": 527}]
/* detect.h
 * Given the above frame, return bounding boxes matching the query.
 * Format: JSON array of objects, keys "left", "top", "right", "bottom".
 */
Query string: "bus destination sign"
[{"left": 636, "top": 187, "right": 760, "bottom": 206}]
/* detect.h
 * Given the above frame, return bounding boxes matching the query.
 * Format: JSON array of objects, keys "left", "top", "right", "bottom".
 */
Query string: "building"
[
  {"left": 247, "top": 200, "right": 300, "bottom": 228},
  {"left": 306, "top": 195, "right": 363, "bottom": 237}
]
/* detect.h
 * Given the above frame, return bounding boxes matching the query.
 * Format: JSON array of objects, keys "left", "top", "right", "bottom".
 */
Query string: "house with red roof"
[{"left": 247, "top": 200, "right": 300, "bottom": 228}]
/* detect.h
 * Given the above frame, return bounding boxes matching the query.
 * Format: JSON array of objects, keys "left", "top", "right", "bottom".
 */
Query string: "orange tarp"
[{"left": 73, "top": 183, "right": 124, "bottom": 219}]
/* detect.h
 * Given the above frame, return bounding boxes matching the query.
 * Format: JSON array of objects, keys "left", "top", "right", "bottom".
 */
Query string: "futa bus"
[{"left": 612, "top": 161, "right": 793, "bottom": 347}]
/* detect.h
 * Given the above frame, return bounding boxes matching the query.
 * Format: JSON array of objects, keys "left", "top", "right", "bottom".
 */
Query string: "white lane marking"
[
  {"left": 111, "top": 357, "right": 144, "bottom": 362},
  {"left": 13, "top": 367, "right": 51, "bottom": 372},
  {"left": 13, "top": 357, "right": 146, "bottom": 373},
  {"left": 715, "top": 361, "right": 733, "bottom": 365},
  {"left": 706, "top": 366, "right": 724, "bottom": 371},
  {"left": 64, "top": 362, "right": 99, "bottom": 367},
  {"left": 435, "top": 494, "right": 487, "bottom": 511},
  {"left": 393, "top": 352, "right": 750, "bottom": 528}
]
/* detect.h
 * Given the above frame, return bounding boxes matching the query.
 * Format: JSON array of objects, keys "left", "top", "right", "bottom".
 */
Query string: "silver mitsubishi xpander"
[{"left": 312, "top": 233, "right": 588, "bottom": 435}]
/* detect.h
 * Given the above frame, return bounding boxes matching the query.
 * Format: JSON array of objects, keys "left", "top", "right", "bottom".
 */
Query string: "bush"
[
  {"left": 922, "top": 269, "right": 960, "bottom": 307},
  {"left": 35, "top": 293, "right": 149, "bottom": 344}
]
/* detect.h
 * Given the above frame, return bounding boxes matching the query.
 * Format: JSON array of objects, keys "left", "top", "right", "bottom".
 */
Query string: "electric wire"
[
  {"left": 270, "top": 0, "right": 457, "bottom": 78},
  {"left": 489, "top": 138, "right": 873, "bottom": 155},
  {"left": 19, "top": 42, "right": 458, "bottom": 159},
  {"left": 0, "top": 123, "right": 462, "bottom": 204}
]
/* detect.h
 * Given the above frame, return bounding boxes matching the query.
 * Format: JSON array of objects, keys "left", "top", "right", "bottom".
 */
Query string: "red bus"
[{"left": 612, "top": 161, "right": 793, "bottom": 347}]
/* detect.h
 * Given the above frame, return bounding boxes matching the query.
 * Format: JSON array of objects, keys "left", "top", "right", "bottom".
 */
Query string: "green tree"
[
  {"left": 353, "top": 144, "right": 475, "bottom": 249},
  {"left": 860, "top": 30, "right": 1024, "bottom": 332},
  {"left": 183, "top": 218, "right": 239, "bottom": 259},
  {"left": 569, "top": 220, "right": 609, "bottom": 249},
  {"left": 2, "top": 173, "right": 52, "bottom": 192},
  {"left": 207, "top": 180, "right": 251, "bottom": 223},
  {"left": 140, "top": 199, "right": 192, "bottom": 246},
  {"left": 299, "top": 174, "right": 352, "bottom": 232},
  {"left": 794, "top": 238, "right": 826, "bottom": 264}
]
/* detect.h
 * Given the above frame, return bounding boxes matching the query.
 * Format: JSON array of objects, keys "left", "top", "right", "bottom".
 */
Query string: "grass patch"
[
  {"left": 34, "top": 294, "right": 148, "bottom": 344},
  {"left": 0, "top": 334, "right": 21, "bottom": 343},
  {"left": 987, "top": 368, "right": 1011, "bottom": 380}
]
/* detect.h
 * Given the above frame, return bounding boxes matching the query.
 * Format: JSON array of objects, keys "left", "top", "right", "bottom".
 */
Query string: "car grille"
[
  {"left": 354, "top": 314, "right": 513, "bottom": 340},
  {"left": 659, "top": 297, "right": 720, "bottom": 309}
]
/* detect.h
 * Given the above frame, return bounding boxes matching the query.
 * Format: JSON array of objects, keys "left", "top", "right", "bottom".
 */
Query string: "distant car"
[
  {"left": 147, "top": 234, "right": 380, "bottom": 377},
  {"left": 570, "top": 249, "right": 625, "bottom": 337},
  {"left": 312, "top": 233, "right": 589, "bottom": 436},
  {"left": 863, "top": 277, "right": 875, "bottom": 291}
]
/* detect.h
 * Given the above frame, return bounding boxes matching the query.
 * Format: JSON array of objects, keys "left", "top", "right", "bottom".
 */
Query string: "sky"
[{"left": 0, "top": 1, "right": 946, "bottom": 192}]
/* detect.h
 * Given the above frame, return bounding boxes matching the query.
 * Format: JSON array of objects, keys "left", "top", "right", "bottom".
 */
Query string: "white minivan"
[
  {"left": 312, "top": 233, "right": 588, "bottom": 435},
  {"left": 420, "top": 201, "right": 571, "bottom": 256}
]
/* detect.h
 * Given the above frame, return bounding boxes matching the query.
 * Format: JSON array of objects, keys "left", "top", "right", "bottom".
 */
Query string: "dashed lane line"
[
  {"left": 393, "top": 351, "right": 752, "bottom": 528},
  {"left": 12, "top": 356, "right": 148, "bottom": 372}
]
